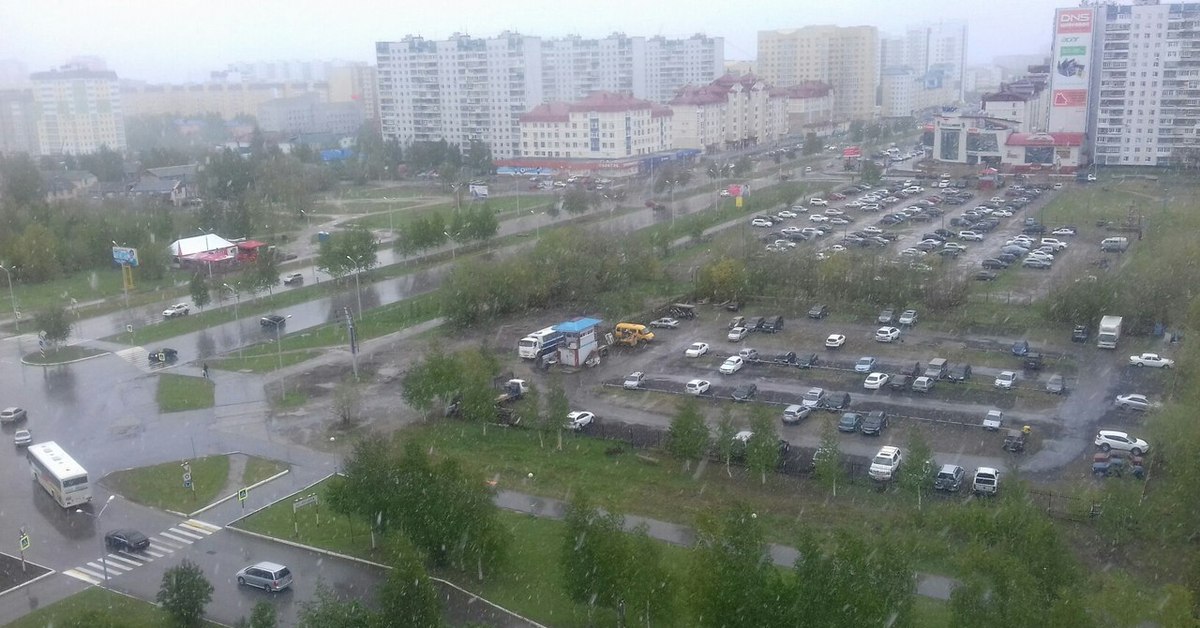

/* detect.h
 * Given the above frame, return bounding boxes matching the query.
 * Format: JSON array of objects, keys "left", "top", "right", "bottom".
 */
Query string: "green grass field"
[
  {"left": 21, "top": 345, "right": 107, "bottom": 365},
  {"left": 105, "top": 455, "right": 229, "bottom": 512},
  {"left": 242, "top": 455, "right": 289, "bottom": 487},
  {"left": 209, "top": 349, "right": 321, "bottom": 373},
  {"left": 155, "top": 373, "right": 215, "bottom": 413},
  {"left": 6, "top": 587, "right": 222, "bottom": 628}
]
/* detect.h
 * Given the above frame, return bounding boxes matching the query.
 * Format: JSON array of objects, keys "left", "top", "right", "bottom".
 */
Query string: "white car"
[
  {"left": 862, "top": 226, "right": 882, "bottom": 234},
  {"left": 875, "top": 327, "right": 901, "bottom": 342},
  {"left": 777, "top": 210, "right": 798, "bottom": 219},
  {"left": 994, "top": 371, "right": 1017, "bottom": 390},
  {"left": 649, "top": 317, "right": 680, "bottom": 329},
  {"left": 854, "top": 356, "right": 877, "bottom": 373},
  {"left": 899, "top": 248, "right": 925, "bottom": 257},
  {"left": 1051, "top": 227, "right": 1076, "bottom": 237},
  {"left": 1094, "top": 430, "right": 1150, "bottom": 456},
  {"left": 809, "top": 214, "right": 829, "bottom": 223},
  {"left": 868, "top": 446, "right": 902, "bottom": 482},
  {"left": 727, "top": 327, "right": 750, "bottom": 342},
  {"left": 685, "top": 342, "right": 710, "bottom": 358},
  {"left": 993, "top": 210, "right": 1013, "bottom": 218},
  {"left": 773, "top": 239, "right": 797, "bottom": 249},
  {"left": 1115, "top": 393, "right": 1156, "bottom": 412},
  {"left": 824, "top": 334, "right": 846, "bottom": 348},
  {"left": 719, "top": 356, "right": 744, "bottom": 374},
  {"left": 162, "top": 303, "right": 190, "bottom": 318},
  {"left": 898, "top": 310, "right": 918, "bottom": 325},
  {"left": 823, "top": 208, "right": 845, "bottom": 217},
  {"left": 685, "top": 379, "right": 711, "bottom": 395},
  {"left": 809, "top": 198, "right": 828, "bottom": 206},
  {"left": 863, "top": 372, "right": 890, "bottom": 390},
  {"left": 1129, "top": 353, "right": 1174, "bottom": 368},
  {"left": 958, "top": 231, "right": 982, "bottom": 241},
  {"left": 13, "top": 428, "right": 32, "bottom": 447},
  {"left": 733, "top": 430, "right": 754, "bottom": 444},
  {"left": 564, "top": 411, "right": 595, "bottom": 431},
  {"left": 751, "top": 218, "right": 773, "bottom": 228}
]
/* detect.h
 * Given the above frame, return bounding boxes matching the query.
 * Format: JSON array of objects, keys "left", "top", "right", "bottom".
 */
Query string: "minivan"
[
  {"left": 973, "top": 468, "right": 1000, "bottom": 496},
  {"left": 782, "top": 404, "right": 811, "bottom": 424},
  {"left": 924, "top": 358, "right": 949, "bottom": 380},
  {"left": 236, "top": 561, "right": 293, "bottom": 592}
]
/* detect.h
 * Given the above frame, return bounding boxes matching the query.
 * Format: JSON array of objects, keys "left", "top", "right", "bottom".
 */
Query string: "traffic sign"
[
  {"left": 238, "top": 488, "right": 248, "bottom": 502},
  {"left": 182, "top": 472, "right": 192, "bottom": 483},
  {"left": 19, "top": 534, "right": 30, "bottom": 551},
  {"left": 183, "top": 480, "right": 192, "bottom": 488}
]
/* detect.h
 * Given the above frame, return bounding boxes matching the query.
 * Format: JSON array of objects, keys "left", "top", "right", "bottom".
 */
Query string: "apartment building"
[
  {"left": 30, "top": 68, "right": 126, "bottom": 155},
  {"left": 258, "top": 93, "right": 364, "bottom": 135},
  {"left": 519, "top": 91, "right": 671, "bottom": 159},
  {"left": 880, "top": 66, "right": 961, "bottom": 118},
  {"left": 375, "top": 32, "right": 723, "bottom": 159},
  {"left": 758, "top": 26, "right": 879, "bottom": 122},
  {"left": 882, "top": 22, "right": 968, "bottom": 101},
  {"left": 669, "top": 74, "right": 788, "bottom": 152},
  {"left": 1085, "top": 2, "right": 1200, "bottom": 167},
  {"left": 328, "top": 65, "right": 379, "bottom": 120},
  {"left": 122, "top": 81, "right": 331, "bottom": 119},
  {"left": 782, "top": 81, "right": 834, "bottom": 135},
  {"left": 0, "top": 89, "right": 39, "bottom": 154}
]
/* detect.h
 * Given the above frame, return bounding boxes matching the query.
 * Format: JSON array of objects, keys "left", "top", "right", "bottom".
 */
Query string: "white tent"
[{"left": 167, "top": 233, "right": 236, "bottom": 258}]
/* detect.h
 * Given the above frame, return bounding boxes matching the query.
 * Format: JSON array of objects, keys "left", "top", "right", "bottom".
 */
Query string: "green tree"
[
  {"left": 803, "top": 132, "right": 823, "bottom": 155},
  {"left": 375, "top": 542, "right": 443, "bottom": 628},
  {"left": 466, "top": 204, "right": 499, "bottom": 242},
  {"left": 133, "top": 240, "right": 169, "bottom": 281},
  {"left": 813, "top": 418, "right": 843, "bottom": 496},
  {"left": 10, "top": 223, "right": 63, "bottom": 283},
  {"left": 400, "top": 348, "right": 464, "bottom": 415},
  {"left": 790, "top": 529, "right": 915, "bottom": 627},
  {"left": 691, "top": 507, "right": 781, "bottom": 627},
  {"left": 698, "top": 257, "right": 748, "bottom": 302},
  {"left": 189, "top": 273, "right": 211, "bottom": 310},
  {"left": 900, "top": 429, "right": 934, "bottom": 510},
  {"left": 327, "top": 439, "right": 401, "bottom": 535},
  {"left": 34, "top": 305, "right": 72, "bottom": 350},
  {"left": 0, "top": 153, "right": 46, "bottom": 209},
  {"left": 860, "top": 159, "right": 882, "bottom": 184},
  {"left": 562, "top": 186, "right": 590, "bottom": 214},
  {"left": 156, "top": 559, "right": 213, "bottom": 627},
  {"left": 514, "top": 382, "right": 549, "bottom": 447},
  {"left": 668, "top": 399, "right": 710, "bottom": 470},
  {"left": 297, "top": 582, "right": 372, "bottom": 628},
  {"left": 714, "top": 409, "right": 737, "bottom": 477},
  {"left": 246, "top": 250, "right": 281, "bottom": 295},
  {"left": 248, "top": 601, "right": 277, "bottom": 628},
  {"left": 561, "top": 494, "right": 627, "bottom": 615},
  {"left": 317, "top": 227, "right": 378, "bottom": 277},
  {"left": 545, "top": 375, "right": 569, "bottom": 450},
  {"left": 733, "top": 156, "right": 753, "bottom": 176},
  {"left": 745, "top": 406, "right": 780, "bottom": 484}
]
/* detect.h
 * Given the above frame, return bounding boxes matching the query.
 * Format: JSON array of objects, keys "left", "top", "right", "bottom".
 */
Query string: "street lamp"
[
  {"left": 345, "top": 256, "right": 363, "bottom": 318},
  {"left": 0, "top": 263, "right": 17, "bottom": 332},
  {"left": 275, "top": 314, "right": 293, "bottom": 372},
  {"left": 443, "top": 232, "right": 456, "bottom": 260},
  {"left": 76, "top": 495, "right": 116, "bottom": 583},
  {"left": 223, "top": 283, "right": 243, "bottom": 356}
]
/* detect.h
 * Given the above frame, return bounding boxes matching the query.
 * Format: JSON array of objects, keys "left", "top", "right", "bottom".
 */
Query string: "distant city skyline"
[{"left": 1, "top": 0, "right": 1063, "bottom": 83}]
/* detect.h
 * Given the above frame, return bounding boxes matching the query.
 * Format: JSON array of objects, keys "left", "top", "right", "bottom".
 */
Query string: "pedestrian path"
[{"left": 61, "top": 519, "right": 221, "bottom": 585}]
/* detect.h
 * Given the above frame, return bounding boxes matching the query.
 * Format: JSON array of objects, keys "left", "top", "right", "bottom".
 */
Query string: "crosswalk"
[
  {"left": 63, "top": 519, "right": 221, "bottom": 585},
  {"left": 114, "top": 346, "right": 152, "bottom": 371}
]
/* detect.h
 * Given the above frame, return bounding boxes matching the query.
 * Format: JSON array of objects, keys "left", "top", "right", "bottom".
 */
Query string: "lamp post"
[
  {"left": 345, "top": 256, "right": 363, "bottom": 318},
  {"left": 223, "top": 283, "right": 243, "bottom": 356},
  {"left": 76, "top": 495, "right": 116, "bottom": 583},
  {"left": 443, "top": 232, "right": 456, "bottom": 260},
  {"left": 0, "top": 264, "right": 17, "bottom": 332},
  {"left": 275, "top": 314, "right": 293, "bottom": 372}
]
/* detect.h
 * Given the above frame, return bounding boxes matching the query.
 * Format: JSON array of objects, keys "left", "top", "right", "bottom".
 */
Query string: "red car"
[
  {"left": 829, "top": 192, "right": 847, "bottom": 200},
  {"left": 645, "top": 201, "right": 666, "bottom": 211}
]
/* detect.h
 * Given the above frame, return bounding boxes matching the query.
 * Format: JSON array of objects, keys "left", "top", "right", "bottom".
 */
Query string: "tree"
[
  {"left": 714, "top": 408, "right": 737, "bottom": 477},
  {"left": 691, "top": 507, "right": 781, "bottom": 627},
  {"left": 297, "top": 582, "right": 372, "bottom": 628},
  {"left": 400, "top": 348, "right": 464, "bottom": 415},
  {"left": 248, "top": 601, "right": 277, "bottom": 628},
  {"left": 34, "top": 305, "right": 72, "bottom": 350},
  {"left": 789, "top": 529, "right": 915, "bottom": 627},
  {"left": 327, "top": 439, "right": 401, "bottom": 536},
  {"left": 466, "top": 204, "right": 499, "bottom": 243},
  {"left": 189, "top": 273, "right": 211, "bottom": 310},
  {"left": 698, "top": 257, "right": 747, "bottom": 302},
  {"left": 0, "top": 153, "right": 45, "bottom": 209},
  {"left": 514, "top": 382, "right": 549, "bottom": 448},
  {"left": 246, "top": 250, "right": 281, "bottom": 295},
  {"left": 745, "top": 406, "right": 779, "bottom": 484},
  {"left": 668, "top": 399, "right": 710, "bottom": 470},
  {"left": 900, "top": 429, "right": 934, "bottom": 510},
  {"left": 813, "top": 418, "right": 843, "bottom": 496},
  {"left": 733, "top": 156, "right": 753, "bottom": 176},
  {"left": 156, "top": 559, "right": 213, "bottom": 628},
  {"left": 133, "top": 240, "right": 170, "bottom": 281},
  {"left": 562, "top": 186, "right": 590, "bottom": 214},
  {"left": 860, "top": 159, "right": 882, "bottom": 184},
  {"left": 803, "top": 132, "right": 823, "bottom": 156},
  {"left": 375, "top": 542, "right": 443, "bottom": 628},
  {"left": 317, "top": 227, "right": 378, "bottom": 277},
  {"left": 9, "top": 223, "right": 63, "bottom": 282},
  {"left": 546, "top": 375, "right": 569, "bottom": 451},
  {"left": 332, "top": 380, "right": 362, "bottom": 427}
]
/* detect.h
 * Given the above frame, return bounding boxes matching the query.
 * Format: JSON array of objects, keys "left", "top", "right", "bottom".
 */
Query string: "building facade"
[
  {"left": 30, "top": 68, "right": 126, "bottom": 155},
  {"left": 882, "top": 22, "right": 969, "bottom": 101},
  {"left": 519, "top": 91, "right": 671, "bottom": 159},
  {"left": 328, "top": 65, "right": 379, "bottom": 120},
  {"left": 669, "top": 73, "right": 788, "bottom": 152},
  {"left": 122, "top": 81, "right": 331, "bottom": 119},
  {"left": 257, "top": 93, "right": 364, "bottom": 135},
  {"left": 782, "top": 82, "right": 835, "bottom": 135},
  {"left": 375, "top": 32, "right": 722, "bottom": 159},
  {"left": 757, "top": 26, "right": 879, "bottom": 121},
  {"left": 0, "top": 89, "right": 38, "bottom": 154}
]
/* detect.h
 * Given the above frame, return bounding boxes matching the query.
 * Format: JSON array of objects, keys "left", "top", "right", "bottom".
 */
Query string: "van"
[
  {"left": 782, "top": 404, "right": 811, "bottom": 424},
  {"left": 912, "top": 376, "right": 935, "bottom": 393},
  {"left": 1100, "top": 237, "right": 1129, "bottom": 252},
  {"left": 745, "top": 316, "right": 764, "bottom": 331},
  {"left": 924, "top": 358, "right": 949, "bottom": 380},
  {"left": 613, "top": 323, "right": 655, "bottom": 346},
  {"left": 760, "top": 315, "right": 784, "bottom": 333},
  {"left": 973, "top": 468, "right": 1000, "bottom": 496}
]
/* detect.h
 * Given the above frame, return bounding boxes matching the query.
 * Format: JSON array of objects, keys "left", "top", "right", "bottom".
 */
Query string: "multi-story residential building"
[
  {"left": 257, "top": 93, "right": 364, "bottom": 135},
  {"left": 218, "top": 59, "right": 355, "bottom": 83},
  {"left": 880, "top": 68, "right": 918, "bottom": 118},
  {"left": 782, "top": 81, "right": 835, "bottom": 136},
  {"left": 882, "top": 22, "right": 969, "bottom": 100},
  {"left": 0, "top": 89, "right": 39, "bottom": 154},
  {"left": 981, "top": 77, "right": 1051, "bottom": 133},
  {"left": 122, "top": 81, "right": 330, "bottom": 119},
  {"left": 375, "top": 32, "right": 722, "bottom": 159},
  {"left": 669, "top": 73, "right": 788, "bottom": 152},
  {"left": 964, "top": 65, "right": 1003, "bottom": 94},
  {"left": 1084, "top": 2, "right": 1200, "bottom": 167},
  {"left": 328, "top": 65, "right": 379, "bottom": 120},
  {"left": 757, "top": 26, "right": 879, "bottom": 121},
  {"left": 518, "top": 91, "right": 671, "bottom": 159},
  {"left": 30, "top": 68, "right": 126, "bottom": 155}
]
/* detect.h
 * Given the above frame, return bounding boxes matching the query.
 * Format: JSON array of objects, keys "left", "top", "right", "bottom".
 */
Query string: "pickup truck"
[{"left": 1129, "top": 353, "right": 1174, "bottom": 368}]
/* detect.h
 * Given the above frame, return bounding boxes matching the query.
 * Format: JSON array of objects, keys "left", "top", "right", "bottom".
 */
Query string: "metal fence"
[{"left": 1027, "top": 488, "right": 1099, "bottom": 522}]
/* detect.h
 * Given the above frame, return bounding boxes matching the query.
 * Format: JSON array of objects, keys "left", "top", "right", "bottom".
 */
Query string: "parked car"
[
  {"left": 1024, "top": 353, "right": 1044, "bottom": 370},
  {"left": 162, "top": 303, "right": 190, "bottom": 318},
  {"left": 1129, "top": 353, "right": 1175, "bottom": 368},
  {"left": 719, "top": 356, "right": 744, "bottom": 374},
  {"left": 1045, "top": 374, "right": 1066, "bottom": 394},
  {"left": 1071, "top": 325, "right": 1090, "bottom": 342},
  {"left": 972, "top": 468, "right": 1000, "bottom": 496},
  {"left": 863, "top": 372, "right": 890, "bottom": 390},
  {"left": 801, "top": 387, "right": 826, "bottom": 409},
  {"left": 819, "top": 392, "right": 852, "bottom": 412},
  {"left": 807, "top": 304, "right": 829, "bottom": 319},
  {"left": 994, "top": 371, "right": 1017, "bottom": 390},
  {"left": 946, "top": 363, "right": 972, "bottom": 383},
  {"left": 889, "top": 374, "right": 911, "bottom": 391},
  {"left": 782, "top": 404, "right": 812, "bottom": 425},
  {"left": 236, "top": 561, "right": 294, "bottom": 592},
  {"left": 796, "top": 353, "right": 820, "bottom": 369},
  {"left": 860, "top": 411, "right": 889, "bottom": 435},
  {"left": 731, "top": 383, "right": 758, "bottom": 402},
  {"left": 684, "top": 342, "right": 710, "bottom": 358},
  {"left": 565, "top": 411, "right": 596, "bottom": 430},
  {"left": 981, "top": 258, "right": 1010, "bottom": 270},
  {"left": 738, "top": 348, "right": 760, "bottom": 362},
  {"left": 974, "top": 271, "right": 999, "bottom": 281},
  {"left": 623, "top": 372, "right": 645, "bottom": 390},
  {"left": 833, "top": 411, "right": 861, "bottom": 433},
  {"left": 854, "top": 356, "right": 877, "bottom": 373},
  {"left": 685, "top": 379, "right": 711, "bottom": 395},
  {"left": 649, "top": 317, "right": 680, "bottom": 329},
  {"left": 282, "top": 273, "right": 304, "bottom": 286},
  {"left": 1, "top": 407, "right": 28, "bottom": 423},
  {"left": 1115, "top": 393, "right": 1154, "bottom": 412},
  {"left": 824, "top": 334, "right": 846, "bottom": 348},
  {"left": 727, "top": 327, "right": 750, "bottom": 342},
  {"left": 898, "top": 309, "right": 919, "bottom": 325},
  {"left": 868, "top": 446, "right": 903, "bottom": 482},
  {"left": 1095, "top": 430, "right": 1150, "bottom": 456},
  {"left": 933, "top": 464, "right": 965, "bottom": 492},
  {"left": 1011, "top": 340, "right": 1029, "bottom": 356},
  {"left": 875, "top": 327, "right": 901, "bottom": 342},
  {"left": 877, "top": 308, "right": 895, "bottom": 324},
  {"left": 260, "top": 315, "right": 287, "bottom": 328}
]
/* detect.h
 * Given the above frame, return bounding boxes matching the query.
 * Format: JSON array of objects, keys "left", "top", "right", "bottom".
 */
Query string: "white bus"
[{"left": 27, "top": 441, "right": 92, "bottom": 508}]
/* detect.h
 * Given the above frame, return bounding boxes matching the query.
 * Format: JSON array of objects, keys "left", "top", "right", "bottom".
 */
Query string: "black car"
[
  {"left": 773, "top": 351, "right": 798, "bottom": 365},
  {"left": 1022, "top": 224, "right": 1047, "bottom": 234},
  {"left": 1023, "top": 353, "right": 1044, "bottom": 370},
  {"left": 837, "top": 412, "right": 863, "bottom": 433},
  {"left": 860, "top": 411, "right": 889, "bottom": 435},
  {"left": 807, "top": 304, "right": 828, "bottom": 320},
  {"left": 889, "top": 374, "right": 912, "bottom": 391},
  {"left": 761, "top": 315, "right": 784, "bottom": 333},
  {"left": 745, "top": 316, "right": 764, "bottom": 331},
  {"left": 946, "top": 364, "right": 973, "bottom": 383},
  {"left": 148, "top": 348, "right": 179, "bottom": 364},
  {"left": 260, "top": 314, "right": 287, "bottom": 328},
  {"left": 731, "top": 383, "right": 758, "bottom": 402},
  {"left": 796, "top": 353, "right": 820, "bottom": 369},
  {"left": 819, "top": 392, "right": 852, "bottom": 412},
  {"left": 995, "top": 253, "right": 1018, "bottom": 265},
  {"left": 1072, "top": 325, "right": 1090, "bottom": 342},
  {"left": 105, "top": 529, "right": 150, "bottom": 552},
  {"left": 975, "top": 271, "right": 999, "bottom": 281},
  {"left": 981, "top": 258, "right": 1009, "bottom": 270}
]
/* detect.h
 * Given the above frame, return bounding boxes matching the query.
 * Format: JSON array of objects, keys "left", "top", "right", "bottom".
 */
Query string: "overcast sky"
[{"left": 2, "top": 0, "right": 1064, "bottom": 82}]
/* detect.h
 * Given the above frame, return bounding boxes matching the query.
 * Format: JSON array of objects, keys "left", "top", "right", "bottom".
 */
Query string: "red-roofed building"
[
  {"left": 518, "top": 91, "right": 672, "bottom": 160},
  {"left": 1003, "top": 131, "right": 1084, "bottom": 173},
  {"left": 782, "top": 81, "right": 836, "bottom": 135},
  {"left": 668, "top": 73, "right": 788, "bottom": 152}
]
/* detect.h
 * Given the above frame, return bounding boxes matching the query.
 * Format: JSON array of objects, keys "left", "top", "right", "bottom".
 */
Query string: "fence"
[
  {"left": 967, "top": 291, "right": 1036, "bottom": 306},
  {"left": 1027, "top": 488, "right": 1099, "bottom": 522}
]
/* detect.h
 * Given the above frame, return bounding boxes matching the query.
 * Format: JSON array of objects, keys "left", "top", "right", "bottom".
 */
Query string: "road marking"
[
  {"left": 146, "top": 549, "right": 166, "bottom": 558},
  {"left": 169, "top": 527, "right": 205, "bottom": 540},
  {"left": 63, "top": 569, "right": 103, "bottom": 585},
  {"left": 152, "top": 536, "right": 184, "bottom": 549},
  {"left": 99, "top": 558, "right": 131, "bottom": 573},
  {"left": 158, "top": 531, "right": 193, "bottom": 544},
  {"left": 107, "top": 553, "right": 144, "bottom": 567},
  {"left": 182, "top": 519, "right": 222, "bottom": 534}
]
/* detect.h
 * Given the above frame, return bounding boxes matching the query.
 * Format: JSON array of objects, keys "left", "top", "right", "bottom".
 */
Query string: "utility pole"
[{"left": 344, "top": 307, "right": 359, "bottom": 381}]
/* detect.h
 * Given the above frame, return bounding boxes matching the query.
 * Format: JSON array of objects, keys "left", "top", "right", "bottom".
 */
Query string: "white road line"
[
  {"left": 158, "top": 531, "right": 193, "bottom": 544},
  {"left": 169, "top": 527, "right": 205, "bottom": 540},
  {"left": 107, "top": 554, "right": 144, "bottom": 567},
  {"left": 180, "top": 521, "right": 218, "bottom": 535},
  {"left": 183, "top": 519, "right": 223, "bottom": 533},
  {"left": 100, "top": 559, "right": 131, "bottom": 573},
  {"left": 86, "top": 561, "right": 111, "bottom": 573},
  {"left": 152, "top": 535, "right": 183, "bottom": 549},
  {"left": 146, "top": 549, "right": 166, "bottom": 558},
  {"left": 63, "top": 569, "right": 102, "bottom": 585}
]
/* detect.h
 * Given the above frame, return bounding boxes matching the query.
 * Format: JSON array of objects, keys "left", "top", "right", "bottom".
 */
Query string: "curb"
[
  {"left": 0, "top": 562, "right": 56, "bottom": 598},
  {"left": 20, "top": 350, "right": 110, "bottom": 367},
  {"left": 223, "top": 525, "right": 391, "bottom": 570},
  {"left": 189, "top": 468, "right": 291, "bottom": 517}
]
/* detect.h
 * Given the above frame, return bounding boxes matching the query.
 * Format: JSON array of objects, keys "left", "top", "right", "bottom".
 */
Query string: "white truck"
[{"left": 1097, "top": 315, "right": 1123, "bottom": 349}]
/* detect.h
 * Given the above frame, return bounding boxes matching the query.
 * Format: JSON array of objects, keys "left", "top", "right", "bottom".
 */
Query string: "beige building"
[
  {"left": 0, "top": 89, "right": 39, "bottom": 154},
  {"left": 328, "top": 65, "right": 378, "bottom": 120},
  {"left": 757, "top": 26, "right": 879, "bottom": 122},
  {"left": 519, "top": 91, "right": 671, "bottom": 159},
  {"left": 31, "top": 68, "right": 126, "bottom": 155},
  {"left": 782, "top": 82, "right": 834, "bottom": 135},
  {"left": 122, "top": 81, "right": 330, "bottom": 119},
  {"left": 669, "top": 73, "right": 788, "bottom": 152}
]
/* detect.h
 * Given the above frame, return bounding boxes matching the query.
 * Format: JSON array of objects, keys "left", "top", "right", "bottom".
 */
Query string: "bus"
[{"left": 27, "top": 441, "right": 91, "bottom": 508}]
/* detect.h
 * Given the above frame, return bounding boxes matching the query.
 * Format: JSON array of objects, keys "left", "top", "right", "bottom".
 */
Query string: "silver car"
[{"left": 236, "top": 561, "right": 293, "bottom": 592}]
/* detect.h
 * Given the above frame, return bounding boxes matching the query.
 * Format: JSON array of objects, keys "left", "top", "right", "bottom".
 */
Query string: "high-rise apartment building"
[
  {"left": 0, "top": 89, "right": 39, "bottom": 154},
  {"left": 30, "top": 68, "right": 126, "bottom": 155},
  {"left": 883, "top": 22, "right": 968, "bottom": 100},
  {"left": 375, "top": 32, "right": 723, "bottom": 158},
  {"left": 757, "top": 26, "right": 879, "bottom": 121},
  {"left": 328, "top": 65, "right": 379, "bottom": 120},
  {"left": 1083, "top": 2, "right": 1200, "bottom": 167},
  {"left": 122, "top": 81, "right": 331, "bottom": 119}
]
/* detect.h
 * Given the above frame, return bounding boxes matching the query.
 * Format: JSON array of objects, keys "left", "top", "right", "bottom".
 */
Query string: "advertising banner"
[{"left": 1048, "top": 7, "right": 1095, "bottom": 133}]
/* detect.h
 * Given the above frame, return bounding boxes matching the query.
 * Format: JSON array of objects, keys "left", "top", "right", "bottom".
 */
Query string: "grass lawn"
[
  {"left": 7, "top": 587, "right": 222, "bottom": 628},
  {"left": 348, "top": 195, "right": 557, "bottom": 231},
  {"left": 155, "top": 373, "right": 215, "bottom": 413},
  {"left": 271, "top": 389, "right": 309, "bottom": 410},
  {"left": 209, "top": 349, "right": 322, "bottom": 373},
  {"left": 242, "top": 455, "right": 289, "bottom": 486},
  {"left": 2, "top": 268, "right": 189, "bottom": 326},
  {"left": 104, "top": 455, "right": 229, "bottom": 512},
  {"left": 21, "top": 345, "right": 107, "bottom": 365}
]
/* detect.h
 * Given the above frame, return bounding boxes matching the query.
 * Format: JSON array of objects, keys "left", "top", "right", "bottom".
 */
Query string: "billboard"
[
  {"left": 1047, "top": 7, "right": 1095, "bottom": 133},
  {"left": 468, "top": 181, "right": 489, "bottom": 198},
  {"left": 111, "top": 246, "right": 139, "bottom": 267}
]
